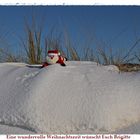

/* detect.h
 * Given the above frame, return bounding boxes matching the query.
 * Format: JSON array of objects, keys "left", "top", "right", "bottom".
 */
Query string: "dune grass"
[
  {"left": 0, "top": 15, "right": 140, "bottom": 73},
  {"left": 20, "top": 16, "right": 43, "bottom": 64}
]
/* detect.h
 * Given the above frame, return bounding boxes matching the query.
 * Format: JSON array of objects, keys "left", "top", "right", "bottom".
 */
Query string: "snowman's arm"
[
  {"left": 57, "top": 56, "right": 66, "bottom": 66},
  {"left": 41, "top": 62, "right": 49, "bottom": 68},
  {"left": 60, "top": 63, "right": 66, "bottom": 66}
]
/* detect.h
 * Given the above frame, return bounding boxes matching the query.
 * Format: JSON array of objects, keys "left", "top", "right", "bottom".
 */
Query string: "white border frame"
[{"left": 0, "top": 0, "right": 140, "bottom": 5}]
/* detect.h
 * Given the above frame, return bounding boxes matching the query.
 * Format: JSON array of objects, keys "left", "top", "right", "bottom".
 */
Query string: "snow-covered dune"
[{"left": 0, "top": 61, "right": 140, "bottom": 134}]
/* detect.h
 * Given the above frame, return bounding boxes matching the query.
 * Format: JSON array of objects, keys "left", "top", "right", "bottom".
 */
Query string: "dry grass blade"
[
  {"left": 135, "top": 54, "right": 140, "bottom": 62},
  {"left": 68, "top": 46, "right": 80, "bottom": 61},
  {"left": 97, "top": 46, "right": 110, "bottom": 65},
  {"left": 21, "top": 15, "right": 43, "bottom": 64},
  {"left": 121, "top": 38, "right": 140, "bottom": 63}
]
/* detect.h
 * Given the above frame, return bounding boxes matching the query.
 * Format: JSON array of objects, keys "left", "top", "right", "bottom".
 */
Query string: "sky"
[{"left": 0, "top": 6, "right": 140, "bottom": 57}]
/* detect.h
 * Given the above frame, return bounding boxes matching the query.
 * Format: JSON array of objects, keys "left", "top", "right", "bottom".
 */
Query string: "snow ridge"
[{"left": 0, "top": 62, "right": 140, "bottom": 133}]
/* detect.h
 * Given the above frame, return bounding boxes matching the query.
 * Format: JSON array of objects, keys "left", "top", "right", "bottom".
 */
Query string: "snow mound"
[{"left": 0, "top": 61, "right": 140, "bottom": 134}]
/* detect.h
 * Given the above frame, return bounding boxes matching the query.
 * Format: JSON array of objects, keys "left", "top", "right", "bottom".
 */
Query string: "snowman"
[{"left": 42, "top": 50, "right": 66, "bottom": 68}]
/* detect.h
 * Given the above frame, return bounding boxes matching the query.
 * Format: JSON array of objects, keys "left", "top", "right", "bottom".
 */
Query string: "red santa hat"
[{"left": 48, "top": 50, "right": 60, "bottom": 56}]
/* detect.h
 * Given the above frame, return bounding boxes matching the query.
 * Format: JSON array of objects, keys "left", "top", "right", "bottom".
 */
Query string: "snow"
[{"left": 0, "top": 61, "right": 140, "bottom": 134}]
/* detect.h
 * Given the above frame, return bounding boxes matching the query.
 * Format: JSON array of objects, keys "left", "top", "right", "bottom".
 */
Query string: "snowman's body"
[{"left": 42, "top": 50, "right": 66, "bottom": 68}]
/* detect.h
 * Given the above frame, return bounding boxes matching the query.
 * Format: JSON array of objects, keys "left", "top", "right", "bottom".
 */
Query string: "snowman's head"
[{"left": 46, "top": 50, "right": 60, "bottom": 64}]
